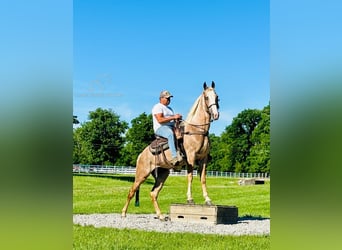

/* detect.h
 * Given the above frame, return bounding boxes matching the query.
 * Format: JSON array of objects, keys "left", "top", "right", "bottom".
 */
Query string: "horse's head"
[{"left": 203, "top": 81, "right": 220, "bottom": 121}]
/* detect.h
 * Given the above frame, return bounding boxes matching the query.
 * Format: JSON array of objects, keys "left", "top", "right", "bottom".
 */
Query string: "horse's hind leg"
[
  {"left": 150, "top": 168, "right": 170, "bottom": 221},
  {"left": 121, "top": 166, "right": 150, "bottom": 218},
  {"left": 121, "top": 178, "right": 144, "bottom": 217}
]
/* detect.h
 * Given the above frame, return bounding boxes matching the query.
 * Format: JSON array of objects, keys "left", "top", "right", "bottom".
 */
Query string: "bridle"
[
  {"left": 205, "top": 91, "right": 220, "bottom": 113},
  {"left": 204, "top": 88, "right": 220, "bottom": 122},
  {"left": 182, "top": 90, "right": 219, "bottom": 136}
]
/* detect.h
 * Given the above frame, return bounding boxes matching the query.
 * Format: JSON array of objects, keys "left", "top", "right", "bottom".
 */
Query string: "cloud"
[
  {"left": 208, "top": 109, "right": 236, "bottom": 135},
  {"left": 218, "top": 109, "right": 235, "bottom": 125},
  {"left": 114, "top": 103, "right": 135, "bottom": 121}
]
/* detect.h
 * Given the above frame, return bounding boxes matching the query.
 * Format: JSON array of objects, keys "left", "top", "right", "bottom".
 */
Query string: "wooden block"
[
  {"left": 169, "top": 204, "right": 238, "bottom": 224},
  {"left": 238, "top": 178, "right": 255, "bottom": 185},
  {"left": 255, "top": 179, "right": 265, "bottom": 185},
  {"left": 238, "top": 178, "right": 265, "bottom": 185}
]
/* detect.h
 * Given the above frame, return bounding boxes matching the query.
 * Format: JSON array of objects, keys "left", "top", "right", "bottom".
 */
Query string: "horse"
[{"left": 121, "top": 81, "right": 220, "bottom": 220}]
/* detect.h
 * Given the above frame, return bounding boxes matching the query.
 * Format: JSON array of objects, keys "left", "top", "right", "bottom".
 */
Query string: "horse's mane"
[{"left": 185, "top": 95, "right": 202, "bottom": 123}]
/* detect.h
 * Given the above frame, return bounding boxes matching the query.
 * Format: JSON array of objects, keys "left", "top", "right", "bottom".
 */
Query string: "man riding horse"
[
  {"left": 122, "top": 82, "right": 219, "bottom": 220},
  {"left": 152, "top": 90, "right": 183, "bottom": 166}
]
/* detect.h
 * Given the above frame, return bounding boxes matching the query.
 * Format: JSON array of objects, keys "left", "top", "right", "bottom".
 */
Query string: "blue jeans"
[{"left": 155, "top": 125, "right": 177, "bottom": 158}]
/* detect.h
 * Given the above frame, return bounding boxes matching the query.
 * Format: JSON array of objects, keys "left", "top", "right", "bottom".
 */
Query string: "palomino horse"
[{"left": 121, "top": 81, "right": 219, "bottom": 220}]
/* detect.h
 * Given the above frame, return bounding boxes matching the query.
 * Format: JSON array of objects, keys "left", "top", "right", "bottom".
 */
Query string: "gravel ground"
[{"left": 73, "top": 213, "right": 270, "bottom": 236}]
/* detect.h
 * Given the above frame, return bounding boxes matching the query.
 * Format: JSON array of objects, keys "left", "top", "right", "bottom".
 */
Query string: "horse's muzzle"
[{"left": 212, "top": 112, "right": 219, "bottom": 120}]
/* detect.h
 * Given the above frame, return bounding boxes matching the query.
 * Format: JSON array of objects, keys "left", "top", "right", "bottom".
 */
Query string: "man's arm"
[{"left": 154, "top": 113, "right": 182, "bottom": 124}]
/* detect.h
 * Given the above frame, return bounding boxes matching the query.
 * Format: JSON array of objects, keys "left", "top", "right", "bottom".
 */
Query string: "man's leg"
[{"left": 156, "top": 126, "right": 177, "bottom": 158}]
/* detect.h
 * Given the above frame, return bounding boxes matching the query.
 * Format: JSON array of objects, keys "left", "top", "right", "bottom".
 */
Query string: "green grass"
[
  {"left": 73, "top": 225, "right": 270, "bottom": 250},
  {"left": 73, "top": 174, "right": 270, "bottom": 217},
  {"left": 73, "top": 174, "right": 270, "bottom": 250}
]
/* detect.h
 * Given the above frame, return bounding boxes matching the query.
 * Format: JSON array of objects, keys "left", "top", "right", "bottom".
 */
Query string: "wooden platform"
[
  {"left": 169, "top": 204, "right": 238, "bottom": 224},
  {"left": 238, "top": 178, "right": 265, "bottom": 185}
]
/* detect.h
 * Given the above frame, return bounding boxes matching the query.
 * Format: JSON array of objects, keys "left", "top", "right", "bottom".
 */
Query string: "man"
[{"left": 152, "top": 90, "right": 183, "bottom": 165}]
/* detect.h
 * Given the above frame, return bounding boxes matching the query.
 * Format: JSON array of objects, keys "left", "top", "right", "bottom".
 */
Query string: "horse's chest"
[
  {"left": 185, "top": 136, "right": 209, "bottom": 156},
  {"left": 198, "top": 136, "right": 210, "bottom": 155}
]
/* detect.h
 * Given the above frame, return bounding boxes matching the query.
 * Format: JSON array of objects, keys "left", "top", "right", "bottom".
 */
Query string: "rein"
[
  {"left": 181, "top": 120, "right": 211, "bottom": 136},
  {"left": 183, "top": 120, "right": 211, "bottom": 127}
]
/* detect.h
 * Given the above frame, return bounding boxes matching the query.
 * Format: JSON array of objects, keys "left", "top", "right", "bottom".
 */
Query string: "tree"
[
  {"left": 73, "top": 108, "right": 128, "bottom": 165},
  {"left": 73, "top": 104, "right": 271, "bottom": 173},
  {"left": 221, "top": 109, "right": 262, "bottom": 172},
  {"left": 118, "top": 113, "right": 155, "bottom": 166},
  {"left": 73, "top": 127, "right": 82, "bottom": 163},
  {"left": 208, "top": 134, "right": 232, "bottom": 172},
  {"left": 246, "top": 104, "right": 270, "bottom": 173}
]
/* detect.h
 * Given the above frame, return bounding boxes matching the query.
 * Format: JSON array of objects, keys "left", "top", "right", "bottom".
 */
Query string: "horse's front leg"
[
  {"left": 200, "top": 161, "right": 213, "bottom": 206},
  {"left": 186, "top": 165, "right": 195, "bottom": 204}
]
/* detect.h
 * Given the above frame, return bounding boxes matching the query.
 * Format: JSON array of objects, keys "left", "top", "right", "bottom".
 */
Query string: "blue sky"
[{"left": 73, "top": 0, "right": 269, "bottom": 135}]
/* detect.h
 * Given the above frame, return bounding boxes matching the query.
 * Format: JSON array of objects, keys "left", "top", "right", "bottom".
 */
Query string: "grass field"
[{"left": 73, "top": 174, "right": 270, "bottom": 249}]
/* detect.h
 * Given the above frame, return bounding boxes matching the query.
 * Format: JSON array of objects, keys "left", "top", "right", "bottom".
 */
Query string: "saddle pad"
[{"left": 149, "top": 137, "right": 169, "bottom": 154}]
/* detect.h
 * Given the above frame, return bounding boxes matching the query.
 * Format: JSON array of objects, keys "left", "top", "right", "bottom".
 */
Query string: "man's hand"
[{"left": 174, "top": 114, "right": 182, "bottom": 120}]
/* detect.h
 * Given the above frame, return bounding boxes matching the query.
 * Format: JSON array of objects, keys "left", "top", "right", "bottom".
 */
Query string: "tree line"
[{"left": 73, "top": 104, "right": 270, "bottom": 173}]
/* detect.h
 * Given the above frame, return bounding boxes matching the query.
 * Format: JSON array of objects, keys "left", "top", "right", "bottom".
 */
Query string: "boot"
[
  {"left": 170, "top": 157, "right": 179, "bottom": 165},
  {"left": 171, "top": 151, "right": 183, "bottom": 165}
]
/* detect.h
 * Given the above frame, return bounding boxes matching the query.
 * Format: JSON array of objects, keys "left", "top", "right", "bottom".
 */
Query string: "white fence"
[{"left": 73, "top": 164, "right": 270, "bottom": 179}]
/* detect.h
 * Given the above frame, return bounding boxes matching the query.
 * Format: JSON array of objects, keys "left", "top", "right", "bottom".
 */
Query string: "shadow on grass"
[
  {"left": 239, "top": 215, "right": 270, "bottom": 221},
  {"left": 73, "top": 173, "right": 155, "bottom": 184}
]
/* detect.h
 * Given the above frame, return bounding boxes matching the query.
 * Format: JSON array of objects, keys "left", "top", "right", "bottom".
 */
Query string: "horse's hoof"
[
  {"left": 157, "top": 215, "right": 165, "bottom": 221},
  {"left": 205, "top": 201, "right": 214, "bottom": 206},
  {"left": 160, "top": 216, "right": 169, "bottom": 222},
  {"left": 187, "top": 199, "right": 195, "bottom": 205},
  {"left": 121, "top": 213, "right": 126, "bottom": 218}
]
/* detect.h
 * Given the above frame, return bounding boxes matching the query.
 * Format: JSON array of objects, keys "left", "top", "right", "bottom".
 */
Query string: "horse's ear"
[
  {"left": 203, "top": 82, "right": 207, "bottom": 90},
  {"left": 211, "top": 81, "right": 215, "bottom": 88}
]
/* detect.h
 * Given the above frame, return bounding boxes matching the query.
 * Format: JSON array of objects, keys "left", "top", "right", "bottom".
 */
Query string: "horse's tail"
[
  {"left": 198, "top": 162, "right": 203, "bottom": 179},
  {"left": 134, "top": 187, "right": 140, "bottom": 207}
]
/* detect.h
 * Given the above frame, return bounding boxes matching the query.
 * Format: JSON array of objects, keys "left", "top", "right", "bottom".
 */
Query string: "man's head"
[
  {"left": 160, "top": 90, "right": 173, "bottom": 99},
  {"left": 159, "top": 90, "right": 173, "bottom": 104}
]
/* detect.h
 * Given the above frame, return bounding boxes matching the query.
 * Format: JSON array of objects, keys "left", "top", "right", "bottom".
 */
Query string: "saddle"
[
  {"left": 149, "top": 136, "right": 169, "bottom": 155},
  {"left": 148, "top": 121, "right": 184, "bottom": 155}
]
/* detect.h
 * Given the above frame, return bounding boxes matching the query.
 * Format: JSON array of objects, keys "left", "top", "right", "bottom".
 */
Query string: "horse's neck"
[{"left": 185, "top": 95, "right": 210, "bottom": 130}]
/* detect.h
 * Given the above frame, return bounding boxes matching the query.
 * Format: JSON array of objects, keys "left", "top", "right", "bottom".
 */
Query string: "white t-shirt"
[{"left": 152, "top": 102, "right": 175, "bottom": 132}]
